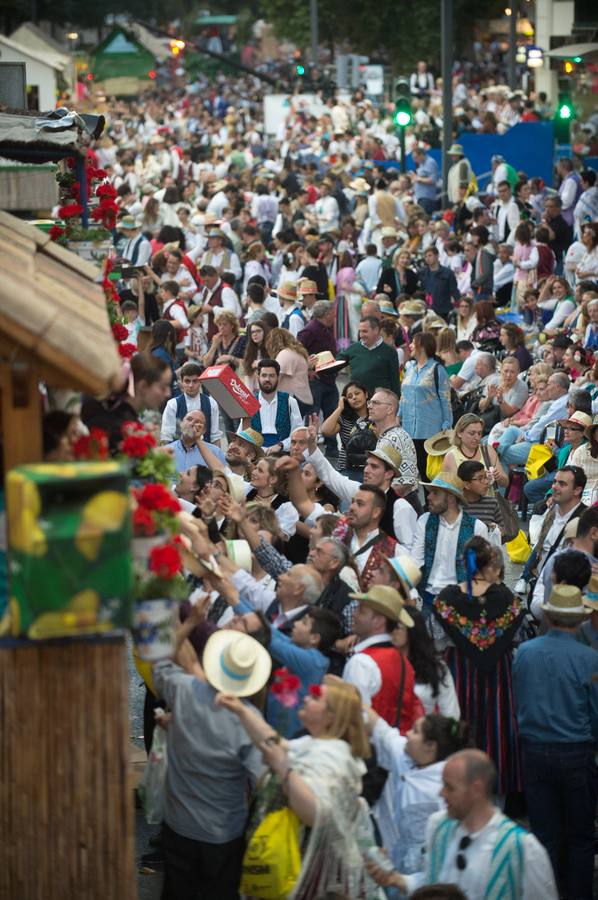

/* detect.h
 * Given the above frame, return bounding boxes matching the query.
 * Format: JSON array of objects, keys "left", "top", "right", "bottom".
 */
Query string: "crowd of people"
[{"left": 41, "top": 67, "right": 598, "bottom": 900}]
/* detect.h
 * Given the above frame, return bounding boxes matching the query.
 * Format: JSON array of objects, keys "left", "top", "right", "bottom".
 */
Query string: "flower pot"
[
  {"left": 132, "top": 598, "right": 179, "bottom": 662},
  {"left": 132, "top": 534, "right": 164, "bottom": 568},
  {"left": 66, "top": 238, "right": 112, "bottom": 265}
]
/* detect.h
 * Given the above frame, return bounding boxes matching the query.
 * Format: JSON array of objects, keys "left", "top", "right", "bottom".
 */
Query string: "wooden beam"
[{"left": 0, "top": 361, "right": 43, "bottom": 473}]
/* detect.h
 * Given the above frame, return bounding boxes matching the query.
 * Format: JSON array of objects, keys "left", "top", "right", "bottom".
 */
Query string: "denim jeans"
[
  {"left": 497, "top": 425, "right": 522, "bottom": 457},
  {"left": 521, "top": 740, "right": 598, "bottom": 900},
  {"left": 501, "top": 439, "right": 532, "bottom": 468},
  {"left": 310, "top": 378, "right": 339, "bottom": 453},
  {"left": 524, "top": 470, "right": 555, "bottom": 505}
]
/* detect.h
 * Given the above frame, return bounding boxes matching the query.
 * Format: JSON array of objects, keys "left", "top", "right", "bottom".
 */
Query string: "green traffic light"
[
  {"left": 296, "top": 64, "right": 305, "bottom": 76},
  {"left": 573, "top": 56, "right": 582, "bottom": 63},
  {"left": 558, "top": 103, "right": 572, "bottom": 120},
  {"left": 395, "top": 110, "right": 411, "bottom": 127}
]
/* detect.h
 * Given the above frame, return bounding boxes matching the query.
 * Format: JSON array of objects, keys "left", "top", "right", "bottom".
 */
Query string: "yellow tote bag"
[
  {"left": 525, "top": 443, "right": 554, "bottom": 481},
  {"left": 240, "top": 807, "right": 301, "bottom": 899},
  {"left": 506, "top": 529, "right": 532, "bottom": 563}
]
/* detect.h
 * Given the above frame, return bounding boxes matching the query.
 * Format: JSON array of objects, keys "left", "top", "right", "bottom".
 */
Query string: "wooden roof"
[{"left": 0, "top": 211, "right": 121, "bottom": 395}]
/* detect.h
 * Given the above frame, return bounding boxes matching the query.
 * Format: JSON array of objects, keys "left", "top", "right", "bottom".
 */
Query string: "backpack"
[{"left": 345, "top": 422, "right": 377, "bottom": 469}]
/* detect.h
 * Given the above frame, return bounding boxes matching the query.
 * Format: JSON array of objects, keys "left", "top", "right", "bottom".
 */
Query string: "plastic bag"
[
  {"left": 506, "top": 529, "right": 532, "bottom": 564},
  {"left": 525, "top": 443, "right": 555, "bottom": 481},
  {"left": 240, "top": 807, "right": 301, "bottom": 899},
  {"left": 139, "top": 726, "right": 167, "bottom": 825}
]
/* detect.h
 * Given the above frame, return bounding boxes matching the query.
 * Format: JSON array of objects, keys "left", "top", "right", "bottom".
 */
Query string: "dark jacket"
[
  {"left": 376, "top": 266, "right": 419, "bottom": 301},
  {"left": 418, "top": 264, "right": 460, "bottom": 316}
]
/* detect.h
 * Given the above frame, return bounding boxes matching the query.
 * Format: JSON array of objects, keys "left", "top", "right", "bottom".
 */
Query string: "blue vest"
[
  {"left": 175, "top": 392, "right": 212, "bottom": 441},
  {"left": 282, "top": 307, "right": 306, "bottom": 331},
  {"left": 421, "top": 511, "right": 476, "bottom": 597},
  {"left": 251, "top": 391, "right": 291, "bottom": 447}
]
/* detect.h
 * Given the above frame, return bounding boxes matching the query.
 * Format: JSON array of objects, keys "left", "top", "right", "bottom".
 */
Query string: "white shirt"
[
  {"left": 530, "top": 505, "right": 578, "bottom": 613},
  {"left": 231, "top": 569, "right": 277, "bottom": 615},
  {"left": 405, "top": 809, "right": 558, "bottom": 899},
  {"left": 121, "top": 234, "right": 152, "bottom": 266},
  {"left": 415, "top": 663, "right": 460, "bottom": 718},
  {"left": 200, "top": 249, "right": 242, "bottom": 280},
  {"left": 257, "top": 391, "right": 303, "bottom": 451},
  {"left": 314, "top": 195, "right": 340, "bottom": 232},
  {"left": 160, "top": 392, "right": 222, "bottom": 444},
  {"left": 343, "top": 633, "right": 392, "bottom": 705},
  {"left": 493, "top": 258, "right": 515, "bottom": 289},
  {"left": 412, "top": 511, "right": 489, "bottom": 594},
  {"left": 350, "top": 528, "right": 401, "bottom": 574}
]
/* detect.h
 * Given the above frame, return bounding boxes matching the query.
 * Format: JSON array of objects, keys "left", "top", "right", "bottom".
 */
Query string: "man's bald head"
[{"left": 448, "top": 749, "right": 496, "bottom": 797}]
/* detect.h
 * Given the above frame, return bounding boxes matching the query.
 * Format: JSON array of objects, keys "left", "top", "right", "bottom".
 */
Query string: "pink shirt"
[{"left": 276, "top": 349, "right": 313, "bottom": 405}]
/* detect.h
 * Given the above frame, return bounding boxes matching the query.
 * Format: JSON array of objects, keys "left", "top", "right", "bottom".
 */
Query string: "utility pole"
[
  {"left": 508, "top": 1, "right": 518, "bottom": 90},
  {"left": 441, "top": 0, "right": 453, "bottom": 209},
  {"left": 310, "top": 0, "right": 319, "bottom": 67}
]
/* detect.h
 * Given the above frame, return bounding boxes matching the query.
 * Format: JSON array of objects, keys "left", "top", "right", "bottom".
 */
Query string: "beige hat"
[
  {"left": 277, "top": 282, "right": 298, "bottom": 302},
  {"left": 424, "top": 428, "right": 455, "bottom": 456},
  {"left": 386, "top": 555, "right": 422, "bottom": 590},
  {"left": 118, "top": 215, "right": 139, "bottom": 231},
  {"left": 312, "top": 351, "right": 349, "bottom": 374},
  {"left": 399, "top": 299, "right": 427, "bottom": 318},
  {"left": 349, "top": 177, "right": 370, "bottom": 193},
  {"left": 558, "top": 411, "right": 592, "bottom": 431},
  {"left": 448, "top": 143, "right": 465, "bottom": 156},
  {"left": 297, "top": 278, "right": 319, "bottom": 297},
  {"left": 563, "top": 518, "right": 580, "bottom": 541},
  {"left": 381, "top": 226, "right": 398, "bottom": 239},
  {"left": 349, "top": 585, "right": 414, "bottom": 627},
  {"left": 369, "top": 442, "right": 403, "bottom": 475},
  {"left": 379, "top": 300, "right": 398, "bottom": 317},
  {"left": 213, "top": 470, "right": 246, "bottom": 503},
  {"left": 419, "top": 473, "right": 466, "bottom": 503},
  {"left": 226, "top": 427, "right": 264, "bottom": 455},
  {"left": 541, "top": 584, "right": 590, "bottom": 619},
  {"left": 225, "top": 539, "right": 252, "bottom": 572},
  {"left": 203, "top": 631, "right": 272, "bottom": 696}
]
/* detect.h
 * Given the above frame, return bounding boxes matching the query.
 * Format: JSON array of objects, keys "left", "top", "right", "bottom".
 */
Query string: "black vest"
[{"left": 380, "top": 490, "right": 399, "bottom": 540}]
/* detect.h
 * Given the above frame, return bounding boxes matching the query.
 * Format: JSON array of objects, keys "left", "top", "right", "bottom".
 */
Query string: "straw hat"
[
  {"left": 369, "top": 442, "right": 403, "bottom": 475},
  {"left": 207, "top": 228, "right": 226, "bottom": 240},
  {"left": 297, "top": 278, "right": 318, "bottom": 297},
  {"left": 118, "top": 215, "right": 139, "bottom": 231},
  {"left": 203, "top": 631, "right": 272, "bottom": 697},
  {"left": 214, "top": 470, "right": 246, "bottom": 503},
  {"left": 419, "top": 473, "right": 466, "bottom": 503},
  {"left": 541, "top": 584, "right": 590, "bottom": 619},
  {"left": 583, "top": 574, "right": 598, "bottom": 611},
  {"left": 226, "top": 427, "right": 264, "bottom": 454},
  {"left": 585, "top": 414, "right": 598, "bottom": 439},
  {"left": 424, "top": 428, "right": 455, "bottom": 456},
  {"left": 558, "top": 411, "right": 592, "bottom": 431},
  {"left": 225, "top": 539, "right": 252, "bottom": 572},
  {"left": 312, "top": 351, "right": 349, "bottom": 374},
  {"left": 379, "top": 300, "right": 398, "bottom": 317},
  {"left": 277, "top": 282, "right": 298, "bottom": 302},
  {"left": 386, "top": 555, "right": 422, "bottom": 590},
  {"left": 349, "top": 585, "right": 414, "bottom": 627},
  {"left": 448, "top": 143, "right": 464, "bottom": 156},
  {"left": 399, "top": 299, "right": 427, "bottom": 318},
  {"left": 349, "top": 177, "right": 370, "bottom": 193},
  {"left": 381, "top": 226, "right": 398, "bottom": 239}
]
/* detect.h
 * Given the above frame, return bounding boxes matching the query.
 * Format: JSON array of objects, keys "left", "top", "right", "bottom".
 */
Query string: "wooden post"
[
  {"left": 0, "top": 635, "right": 137, "bottom": 900},
  {"left": 0, "top": 360, "right": 43, "bottom": 474}
]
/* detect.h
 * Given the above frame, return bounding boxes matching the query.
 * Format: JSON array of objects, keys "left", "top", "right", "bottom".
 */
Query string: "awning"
[{"left": 546, "top": 42, "right": 598, "bottom": 60}]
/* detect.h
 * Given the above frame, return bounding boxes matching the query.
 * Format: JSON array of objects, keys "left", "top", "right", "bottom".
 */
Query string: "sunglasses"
[{"left": 456, "top": 835, "right": 473, "bottom": 870}]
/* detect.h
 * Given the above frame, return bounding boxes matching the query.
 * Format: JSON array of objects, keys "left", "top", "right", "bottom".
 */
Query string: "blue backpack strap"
[{"left": 199, "top": 393, "right": 212, "bottom": 441}]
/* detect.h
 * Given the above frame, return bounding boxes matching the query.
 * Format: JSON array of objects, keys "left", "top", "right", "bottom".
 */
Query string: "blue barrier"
[{"left": 368, "top": 122, "right": 557, "bottom": 190}]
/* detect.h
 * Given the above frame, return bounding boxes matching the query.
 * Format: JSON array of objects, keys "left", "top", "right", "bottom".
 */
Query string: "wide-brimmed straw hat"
[
  {"left": 381, "top": 226, "right": 398, "bottom": 239},
  {"left": 297, "top": 278, "right": 319, "bottom": 297},
  {"left": 226, "top": 427, "right": 264, "bottom": 455},
  {"left": 379, "top": 300, "right": 398, "bottom": 317},
  {"left": 583, "top": 574, "right": 598, "bottom": 611},
  {"left": 203, "top": 631, "right": 272, "bottom": 696},
  {"left": 349, "top": 177, "right": 370, "bottom": 193},
  {"left": 386, "top": 555, "right": 422, "bottom": 590},
  {"left": 369, "top": 442, "right": 403, "bottom": 475},
  {"left": 448, "top": 143, "right": 464, "bottom": 156},
  {"left": 349, "top": 585, "right": 414, "bottom": 627},
  {"left": 558, "top": 411, "right": 592, "bottom": 431},
  {"left": 585, "top": 414, "right": 598, "bottom": 440},
  {"left": 419, "top": 473, "right": 466, "bottom": 503},
  {"left": 399, "top": 299, "right": 427, "bottom": 318},
  {"left": 312, "top": 351, "right": 349, "bottom": 374},
  {"left": 541, "top": 584, "right": 590, "bottom": 619},
  {"left": 424, "top": 428, "right": 455, "bottom": 456},
  {"left": 277, "top": 282, "right": 298, "bottom": 302},
  {"left": 224, "top": 539, "right": 252, "bottom": 572}
]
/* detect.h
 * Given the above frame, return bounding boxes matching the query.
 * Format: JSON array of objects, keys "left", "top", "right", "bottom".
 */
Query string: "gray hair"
[
  {"left": 312, "top": 300, "right": 334, "bottom": 319},
  {"left": 477, "top": 352, "right": 496, "bottom": 372},
  {"left": 550, "top": 371, "right": 570, "bottom": 392},
  {"left": 295, "top": 567, "right": 322, "bottom": 605},
  {"left": 319, "top": 537, "right": 350, "bottom": 569}
]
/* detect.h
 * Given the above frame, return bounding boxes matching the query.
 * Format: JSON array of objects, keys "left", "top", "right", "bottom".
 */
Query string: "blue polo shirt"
[
  {"left": 167, "top": 439, "right": 226, "bottom": 473},
  {"left": 513, "top": 630, "right": 598, "bottom": 744},
  {"left": 414, "top": 154, "right": 439, "bottom": 202}
]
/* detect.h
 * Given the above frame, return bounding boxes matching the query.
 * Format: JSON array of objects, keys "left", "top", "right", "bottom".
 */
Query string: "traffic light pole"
[
  {"left": 310, "top": 0, "right": 319, "bottom": 65},
  {"left": 441, "top": 0, "right": 453, "bottom": 209},
  {"left": 399, "top": 125, "right": 406, "bottom": 175}
]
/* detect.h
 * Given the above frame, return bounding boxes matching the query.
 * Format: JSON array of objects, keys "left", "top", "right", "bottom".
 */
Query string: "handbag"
[
  {"left": 480, "top": 445, "right": 520, "bottom": 542},
  {"left": 525, "top": 443, "right": 557, "bottom": 481},
  {"left": 139, "top": 726, "right": 167, "bottom": 825},
  {"left": 240, "top": 807, "right": 301, "bottom": 899}
]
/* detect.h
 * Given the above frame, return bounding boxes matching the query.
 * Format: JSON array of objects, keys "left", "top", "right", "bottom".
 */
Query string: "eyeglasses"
[
  {"left": 563, "top": 425, "right": 584, "bottom": 432},
  {"left": 456, "top": 835, "right": 473, "bottom": 870},
  {"left": 368, "top": 399, "right": 391, "bottom": 406}
]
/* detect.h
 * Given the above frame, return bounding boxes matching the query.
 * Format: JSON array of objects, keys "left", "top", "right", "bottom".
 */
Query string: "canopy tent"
[
  {"left": 90, "top": 26, "right": 156, "bottom": 82},
  {"left": 546, "top": 42, "right": 598, "bottom": 61}
]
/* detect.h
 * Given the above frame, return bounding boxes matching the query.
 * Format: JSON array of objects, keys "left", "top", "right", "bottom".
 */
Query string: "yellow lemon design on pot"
[
  {"left": 6, "top": 473, "right": 46, "bottom": 556},
  {"left": 75, "top": 491, "right": 129, "bottom": 560}
]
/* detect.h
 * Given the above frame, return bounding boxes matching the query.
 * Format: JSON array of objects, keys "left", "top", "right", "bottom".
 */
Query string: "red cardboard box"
[{"left": 200, "top": 364, "right": 260, "bottom": 419}]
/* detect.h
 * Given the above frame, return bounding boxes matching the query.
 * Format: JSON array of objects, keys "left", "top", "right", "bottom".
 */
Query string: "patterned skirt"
[{"left": 445, "top": 648, "right": 522, "bottom": 794}]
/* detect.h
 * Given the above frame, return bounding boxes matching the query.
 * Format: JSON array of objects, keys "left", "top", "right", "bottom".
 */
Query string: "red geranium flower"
[
  {"left": 122, "top": 434, "right": 152, "bottom": 458},
  {"left": 49, "top": 225, "right": 65, "bottom": 241},
  {"left": 122, "top": 421, "right": 146, "bottom": 436},
  {"left": 133, "top": 506, "right": 156, "bottom": 536},
  {"left": 58, "top": 202, "right": 84, "bottom": 219},
  {"left": 135, "top": 483, "right": 180, "bottom": 513},
  {"left": 73, "top": 427, "right": 109, "bottom": 461},
  {"left": 112, "top": 322, "right": 129, "bottom": 342},
  {"left": 308, "top": 684, "right": 322, "bottom": 698},
  {"left": 118, "top": 342, "right": 137, "bottom": 359},
  {"left": 96, "top": 183, "right": 117, "bottom": 199},
  {"left": 149, "top": 543, "right": 182, "bottom": 578}
]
